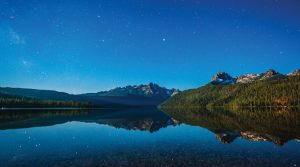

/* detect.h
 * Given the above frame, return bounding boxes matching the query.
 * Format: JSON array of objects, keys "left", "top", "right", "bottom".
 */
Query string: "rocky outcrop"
[
  {"left": 215, "top": 131, "right": 239, "bottom": 144},
  {"left": 287, "top": 69, "right": 300, "bottom": 76},
  {"left": 236, "top": 74, "right": 260, "bottom": 83},
  {"left": 240, "top": 131, "right": 267, "bottom": 142},
  {"left": 170, "top": 89, "right": 180, "bottom": 96},
  {"left": 259, "top": 69, "right": 284, "bottom": 80},
  {"left": 211, "top": 72, "right": 236, "bottom": 85}
]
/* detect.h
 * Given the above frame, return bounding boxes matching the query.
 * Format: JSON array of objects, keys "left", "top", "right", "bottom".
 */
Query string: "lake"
[{"left": 0, "top": 107, "right": 299, "bottom": 167}]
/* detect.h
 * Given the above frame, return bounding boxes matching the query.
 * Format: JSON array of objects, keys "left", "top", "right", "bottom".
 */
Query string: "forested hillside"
[{"left": 160, "top": 76, "right": 300, "bottom": 108}]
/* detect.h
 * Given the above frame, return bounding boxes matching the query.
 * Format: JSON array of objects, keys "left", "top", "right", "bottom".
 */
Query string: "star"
[
  {"left": 22, "top": 60, "right": 29, "bottom": 66},
  {"left": 162, "top": 38, "right": 166, "bottom": 42}
]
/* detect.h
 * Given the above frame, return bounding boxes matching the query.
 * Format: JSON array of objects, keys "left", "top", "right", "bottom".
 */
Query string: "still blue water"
[{"left": 0, "top": 108, "right": 299, "bottom": 167}]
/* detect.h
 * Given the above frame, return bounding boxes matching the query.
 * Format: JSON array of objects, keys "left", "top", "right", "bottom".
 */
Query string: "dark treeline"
[
  {"left": 160, "top": 76, "right": 300, "bottom": 108},
  {"left": 0, "top": 93, "right": 91, "bottom": 108}
]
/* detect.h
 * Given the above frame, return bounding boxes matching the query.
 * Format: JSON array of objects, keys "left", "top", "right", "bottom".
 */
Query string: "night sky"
[{"left": 0, "top": 0, "right": 299, "bottom": 93}]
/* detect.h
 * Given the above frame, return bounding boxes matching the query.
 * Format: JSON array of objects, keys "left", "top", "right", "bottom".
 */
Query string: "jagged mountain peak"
[
  {"left": 212, "top": 72, "right": 233, "bottom": 80},
  {"left": 259, "top": 69, "right": 283, "bottom": 80},
  {"left": 287, "top": 69, "right": 300, "bottom": 76},
  {"left": 91, "top": 83, "right": 180, "bottom": 98},
  {"left": 148, "top": 82, "right": 158, "bottom": 87},
  {"left": 263, "top": 69, "right": 280, "bottom": 76},
  {"left": 211, "top": 72, "right": 236, "bottom": 85}
]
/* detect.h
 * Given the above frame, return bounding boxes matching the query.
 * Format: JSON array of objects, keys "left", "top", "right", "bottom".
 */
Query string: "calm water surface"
[{"left": 0, "top": 107, "right": 299, "bottom": 167}]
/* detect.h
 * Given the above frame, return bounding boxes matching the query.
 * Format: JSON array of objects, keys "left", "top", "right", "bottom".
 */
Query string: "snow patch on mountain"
[
  {"left": 236, "top": 74, "right": 260, "bottom": 83},
  {"left": 287, "top": 69, "right": 300, "bottom": 76}
]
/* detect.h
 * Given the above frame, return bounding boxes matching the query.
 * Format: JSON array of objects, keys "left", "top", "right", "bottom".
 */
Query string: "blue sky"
[{"left": 0, "top": 0, "right": 299, "bottom": 93}]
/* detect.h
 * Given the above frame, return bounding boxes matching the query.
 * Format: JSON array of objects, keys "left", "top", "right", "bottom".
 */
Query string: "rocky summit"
[
  {"left": 259, "top": 69, "right": 284, "bottom": 80},
  {"left": 287, "top": 69, "right": 300, "bottom": 76},
  {"left": 211, "top": 72, "right": 236, "bottom": 85}
]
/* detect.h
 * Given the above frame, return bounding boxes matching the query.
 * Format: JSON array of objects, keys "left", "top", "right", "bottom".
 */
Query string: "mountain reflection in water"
[
  {"left": 0, "top": 107, "right": 300, "bottom": 167},
  {"left": 1, "top": 107, "right": 300, "bottom": 146},
  {"left": 161, "top": 107, "right": 300, "bottom": 146},
  {"left": 0, "top": 108, "right": 180, "bottom": 133}
]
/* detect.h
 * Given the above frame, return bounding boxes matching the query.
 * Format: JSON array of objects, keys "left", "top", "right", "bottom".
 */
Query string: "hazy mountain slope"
[
  {"left": 0, "top": 87, "right": 77, "bottom": 101},
  {"left": 0, "top": 92, "right": 90, "bottom": 108},
  {"left": 0, "top": 87, "right": 126, "bottom": 107}
]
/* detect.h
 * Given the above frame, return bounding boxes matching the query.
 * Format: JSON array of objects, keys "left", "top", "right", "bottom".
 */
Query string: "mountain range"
[
  {"left": 0, "top": 83, "right": 179, "bottom": 108},
  {"left": 82, "top": 83, "right": 179, "bottom": 98},
  {"left": 211, "top": 69, "right": 298, "bottom": 85}
]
